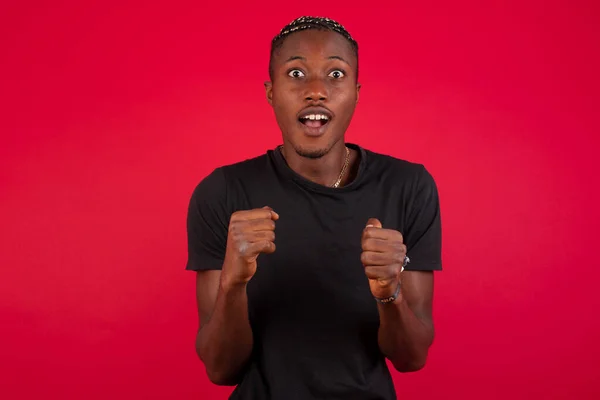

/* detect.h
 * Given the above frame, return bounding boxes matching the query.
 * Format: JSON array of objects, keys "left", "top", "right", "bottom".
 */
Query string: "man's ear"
[
  {"left": 264, "top": 81, "right": 273, "bottom": 106},
  {"left": 356, "top": 83, "right": 361, "bottom": 104}
]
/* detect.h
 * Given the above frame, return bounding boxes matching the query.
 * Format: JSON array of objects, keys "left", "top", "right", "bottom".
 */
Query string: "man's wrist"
[
  {"left": 374, "top": 281, "right": 402, "bottom": 304},
  {"left": 219, "top": 274, "right": 248, "bottom": 293}
]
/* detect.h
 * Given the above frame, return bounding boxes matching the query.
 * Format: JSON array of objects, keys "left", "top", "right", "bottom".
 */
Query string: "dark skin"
[
  {"left": 265, "top": 29, "right": 360, "bottom": 186},
  {"left": 195, "top": 29, "right": 435, "bottom": 386}
]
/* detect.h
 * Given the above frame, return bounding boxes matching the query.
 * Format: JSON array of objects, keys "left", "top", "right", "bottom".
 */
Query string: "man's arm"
[
  {"left": 375, "top": 165, "right": 441, "bottom": 372},
  {"left": 195, "top": 270, "right": 253, "bottom": 386},
  {"left": 193, "top": 206, "right": 278, "bottom": 386},
  {"left": 186, "top": 167, "right": 277, "bottom": 385},
  {"left": 377, "top": 270, "right": 434, "bottom": 372}
]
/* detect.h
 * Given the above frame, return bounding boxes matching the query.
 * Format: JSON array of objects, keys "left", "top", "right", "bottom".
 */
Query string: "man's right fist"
[{"left": 221, "top": 206, "right": 279, "bottom": 286}]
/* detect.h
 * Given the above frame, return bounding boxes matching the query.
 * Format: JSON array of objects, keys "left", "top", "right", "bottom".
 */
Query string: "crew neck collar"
[{"left": 269, "top": 143, "right": 368, "bottom": 193}]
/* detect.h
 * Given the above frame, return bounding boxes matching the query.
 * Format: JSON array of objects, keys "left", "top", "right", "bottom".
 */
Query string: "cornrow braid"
[{"left": 269, "top": 16, "right": 359, "bottom": 80}]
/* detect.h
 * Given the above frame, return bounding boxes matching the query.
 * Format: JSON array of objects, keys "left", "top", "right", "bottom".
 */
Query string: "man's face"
[{"left": 266, "top": 29, "right": 360, "bottom": 159}]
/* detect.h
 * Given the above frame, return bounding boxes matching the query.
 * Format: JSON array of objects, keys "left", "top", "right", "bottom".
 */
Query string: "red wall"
[{"left": 1, "top": 1, "right": 599, "bottom": 399}]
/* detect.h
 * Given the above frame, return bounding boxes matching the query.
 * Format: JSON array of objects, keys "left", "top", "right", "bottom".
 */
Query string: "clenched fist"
[
  {"left": 361, "top": 218, "right": 407, "bottom": 300},
  {"left": 221, "top": 206, "right": 279, "bottom": 287}
]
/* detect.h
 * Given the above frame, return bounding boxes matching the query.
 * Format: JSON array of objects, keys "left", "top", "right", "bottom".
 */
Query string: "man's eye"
[
  {"left": 329, "top": 70, "right": 345, "bottom": 79},
  {"left": 288, "top": 69, "right": 305, "bottom": 78}
]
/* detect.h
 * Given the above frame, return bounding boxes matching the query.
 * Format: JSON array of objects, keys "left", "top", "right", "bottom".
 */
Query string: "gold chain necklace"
[
  {"left": 278, "top": 145, "right": 350, "bottom": 188},
  {"left": 331, "top": 146, "right": 350, "bottom": 188}
]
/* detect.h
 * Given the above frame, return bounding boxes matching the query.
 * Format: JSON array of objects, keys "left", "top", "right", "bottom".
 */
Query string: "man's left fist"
[{"left": 360, "top": 218, "right": 407, "bottom": 300}]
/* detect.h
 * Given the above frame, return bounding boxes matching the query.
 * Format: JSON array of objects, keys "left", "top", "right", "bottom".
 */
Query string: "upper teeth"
[{"left": 303, "top": 114, "right": 329, "bottom": 120}]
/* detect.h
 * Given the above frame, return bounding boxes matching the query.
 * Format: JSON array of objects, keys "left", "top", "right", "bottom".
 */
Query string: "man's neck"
[{"left": 280, "top": 142, "right": 358, "bottom": 188}]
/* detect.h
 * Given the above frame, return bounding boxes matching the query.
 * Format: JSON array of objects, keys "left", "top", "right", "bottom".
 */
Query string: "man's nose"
[{"left": 304, "top": 78, "right": 328, "bottom": 102}]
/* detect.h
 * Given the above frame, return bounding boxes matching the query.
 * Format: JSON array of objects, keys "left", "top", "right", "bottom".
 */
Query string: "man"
[{"left": 186, "top": 16, "right": 442, "bottom": 399}]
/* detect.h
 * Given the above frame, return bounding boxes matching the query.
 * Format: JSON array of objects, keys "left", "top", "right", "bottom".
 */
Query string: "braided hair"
[{"left": 269, "top": 16, "right": 359, "bottom": 79}]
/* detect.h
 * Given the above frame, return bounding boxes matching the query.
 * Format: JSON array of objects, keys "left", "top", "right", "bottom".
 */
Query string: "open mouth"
[{"left": 298, "top": 113, "right": 331, "bottom": 128}]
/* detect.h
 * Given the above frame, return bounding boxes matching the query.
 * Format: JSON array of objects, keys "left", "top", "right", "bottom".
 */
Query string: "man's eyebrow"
[
  {"left": 285, "top": 56, "right": 306, "bottom": 62},
  {"left": 284, "top": 55, "right": 351, "bottom": 65},
  {"left": 328, "top": 55, "right": 350, "bottom": 65}
]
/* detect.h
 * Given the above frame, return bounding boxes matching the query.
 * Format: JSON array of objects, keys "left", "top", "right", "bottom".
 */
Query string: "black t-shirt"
[{"left": 186, "top": 143, "right": 442, "bottom": 400}]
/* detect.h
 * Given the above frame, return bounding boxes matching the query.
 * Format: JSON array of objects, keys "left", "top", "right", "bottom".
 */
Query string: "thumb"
[
  {"left": 262, "top": 206, "right": 279, "bottom": 220},
  {"left": 365, "top": 218, "right": 382, "bottom": 229}
]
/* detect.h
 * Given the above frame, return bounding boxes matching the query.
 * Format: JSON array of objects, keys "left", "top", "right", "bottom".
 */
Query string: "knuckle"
[
  {"left": 360, "top": 252, "right": 370, "bottom": 264},
  {"left": 231, "top": 228, "right": 244, "bottom": 241},
  {"left": 229, "top": 221, "right": 242, "bottom": 234},
  {"left": 388, "top": 265, "right": 400, "bottom": 276},
  {"left": 393, "top": 252, "right": 404, "bottom": 264},
  {"left": 263, "top": 240, "right": 275, "bottom": 252},
  {"left": 361, "top": 238, "right": 369, "bottom": 250},
  {"left": 258, "top": 231, "right": 274, "bottom": 241},
  {"left": 392, "top": 243, "right": 406, "bottom": 259},
  {"left": 364, "top": 268, "right": 377, "bottom": 279}
]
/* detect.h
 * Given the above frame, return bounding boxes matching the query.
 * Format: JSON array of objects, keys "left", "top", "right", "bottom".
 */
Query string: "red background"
[{"left": 1, "top": 1, "right": 599, "bottom": 399}]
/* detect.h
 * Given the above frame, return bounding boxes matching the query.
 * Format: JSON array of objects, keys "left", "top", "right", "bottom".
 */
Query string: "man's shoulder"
[
  {"left": 363, "top": 147, "right": 428, "bottom": 180},
  {"left": 218, "top": 152, "right": 271, "bottom": 176},
  {"left": 189, "top": 152, "right": 273, "bottom": 208},
  {"left": 197, "top": 151, "right": 275, "bottom": 194}
]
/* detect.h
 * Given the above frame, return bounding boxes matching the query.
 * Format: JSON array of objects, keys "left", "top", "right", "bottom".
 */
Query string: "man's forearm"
[
  {"left": 196, "top": 281, "right": 253, "bottom": 385},
  {"left": 377, "top": 298, "right": 434, "bottom": 372}
]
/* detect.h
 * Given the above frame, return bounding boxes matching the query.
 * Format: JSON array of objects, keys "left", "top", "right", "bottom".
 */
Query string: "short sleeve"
[
  {"left": 185, "top": 168, "right": 230, "bottom": 271},
  {"left": 403, "top": 166, "right": 442, "bottom": 271}
]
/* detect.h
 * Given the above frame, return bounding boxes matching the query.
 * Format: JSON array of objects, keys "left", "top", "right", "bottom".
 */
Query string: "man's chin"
[
  {"left": 285, "top": 132, "right": 337, "bottom": 159},
  {"left": 295, "top": 147, "right": 329, "bottom": 159}
]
